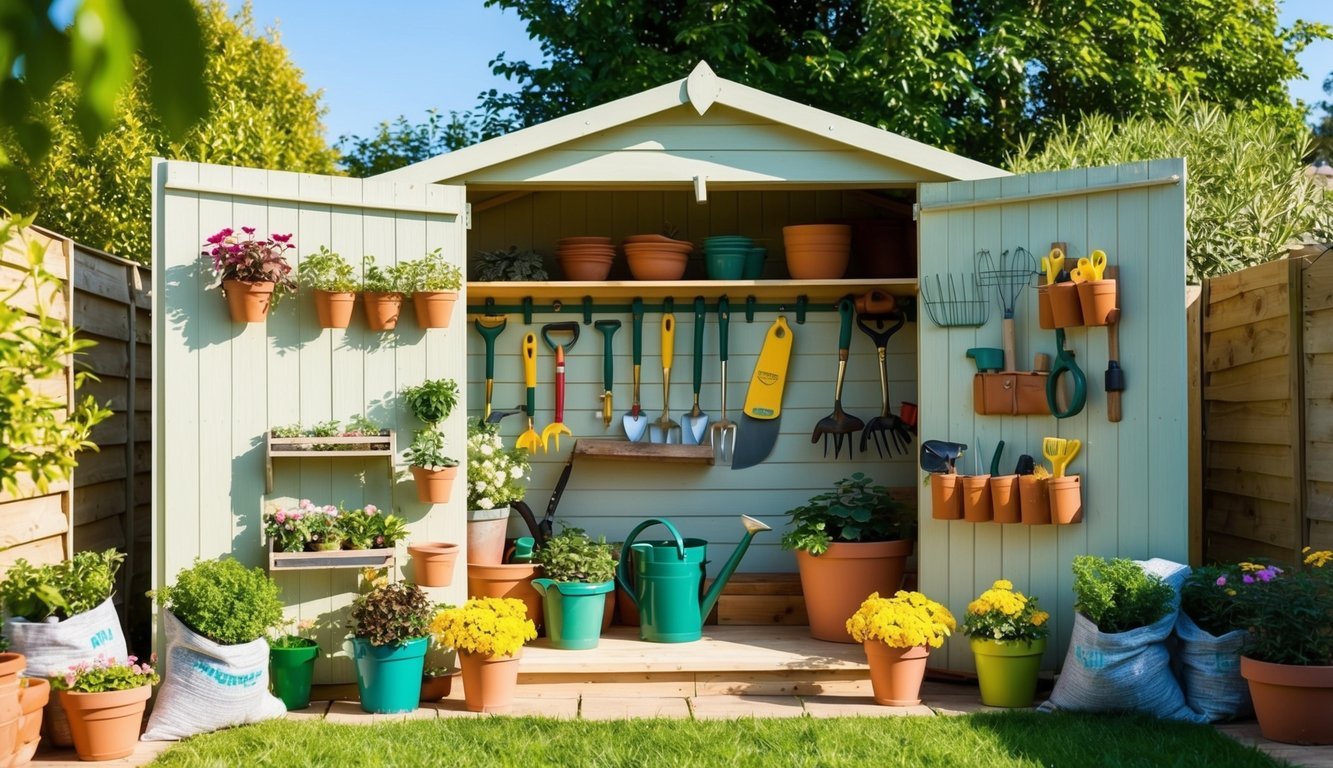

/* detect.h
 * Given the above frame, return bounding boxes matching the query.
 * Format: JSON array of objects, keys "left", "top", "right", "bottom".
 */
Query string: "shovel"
[
  {"left": 515, "top": 333, "right": 544, "bottom": 453},
  {"left": 682, "top": 296, "right": 710, "bottom": 444},
  {"left": 649, "top": 302, "right": 681, "bottom": 444},
  {"left": 622, "top": 298, "right": 649, "bottom": 442}
]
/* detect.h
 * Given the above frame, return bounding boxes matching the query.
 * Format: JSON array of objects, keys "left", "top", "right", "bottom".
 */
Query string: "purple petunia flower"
[
  {"left": 1215, "top": 576, "right": 1227, "bottom": 586},
  {"left": 1243, "top": 574, "right": 1255, "bottom": 584},
  {"left": 241, "top": 226, "right": 256, "bottom": 235}
]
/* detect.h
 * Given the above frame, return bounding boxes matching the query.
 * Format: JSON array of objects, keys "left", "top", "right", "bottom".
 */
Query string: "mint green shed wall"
[
  {"left": 152, "top": 160, "right": 468, "bottom": 683},
  {"left": 916, "top": 159, "right": 1189, "bottom": 671}
]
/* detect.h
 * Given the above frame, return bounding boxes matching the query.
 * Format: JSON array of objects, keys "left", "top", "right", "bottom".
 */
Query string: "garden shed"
[{"left": 152, "top": 62, "right": 1189, "bottom": 684}]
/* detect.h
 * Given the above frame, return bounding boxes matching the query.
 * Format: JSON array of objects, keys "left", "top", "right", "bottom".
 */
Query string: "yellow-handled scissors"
[
  {"left": 1040, "top": 247, "right": 1065, "bottom": 285},
  {"left": 1071, "top": 250, "right": 1108, "bottom": 283}
]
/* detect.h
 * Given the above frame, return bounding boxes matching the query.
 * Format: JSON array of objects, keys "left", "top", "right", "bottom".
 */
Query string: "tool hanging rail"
[{"left": 467, "top": 296, "right": 827, "bottom": 324}]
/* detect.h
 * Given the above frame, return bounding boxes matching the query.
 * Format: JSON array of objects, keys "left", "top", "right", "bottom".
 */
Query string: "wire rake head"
[
  {"left": 976, "top": 247, "right": 1037, "bottom": 318},
  {"left": 919, "top": 272, "right": 990, "bottom": 328}
]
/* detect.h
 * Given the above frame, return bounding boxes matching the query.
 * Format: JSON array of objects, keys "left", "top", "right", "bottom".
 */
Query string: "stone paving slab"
[
  {"left": 800, "top": 694, "right": 934, "bottom": 718},
  {"left": 689, "top": 695, "right": 807, "bottom": 720},
  {"left": 578, "top": 696, "right": 692, "bottom": 720}
]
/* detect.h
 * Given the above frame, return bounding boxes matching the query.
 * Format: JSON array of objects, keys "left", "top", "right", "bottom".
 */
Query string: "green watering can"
[{"left": 615, "top": 515, "right": 771, "bottom": 643}]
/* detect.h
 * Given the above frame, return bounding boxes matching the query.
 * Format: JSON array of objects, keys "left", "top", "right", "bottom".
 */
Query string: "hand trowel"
[{"left": 732, "top": 315, "right": 794, "bottom": 470}]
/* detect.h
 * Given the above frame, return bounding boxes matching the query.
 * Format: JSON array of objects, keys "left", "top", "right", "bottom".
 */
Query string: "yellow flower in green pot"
[{"left": 962, "top": 580, "right": 1050, "bottom": 707}]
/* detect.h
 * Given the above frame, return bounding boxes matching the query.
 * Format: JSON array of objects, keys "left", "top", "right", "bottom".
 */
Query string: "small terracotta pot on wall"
[
  {"left": 1048, "top": 283, "right": 1083, "bottom": 327},
  {"left": 408, "top": 542, "right": 461, "bottom": 587},
  {"left": 1077, "top": 280, "right": 1117, "bottom": 326},
  {"left": 1018, "top": 476, "right": 1050, "bottom": 525},
  {"left": 961, "top": 475, "right": 992, "bottom": 522},
  {"left": 1036, "top": 285, "right": 1055, "bottom": 329},
  {"left": 313, "top": 290, "right": 356, "bottom": 329},
  {"left": 363, "top": 291, "right": 404, "bottom": 330},
  {"left": 223, "top": 279, "right": 274, "bottom": 323},
  {"left": 1047, "top": 475, "right": 1083, "bottom": 525},
  {"left": 989, "top": 475, "right": 1021, "bottom": 524},
  {"left": 410, "top": 465, "right": 457, "bottom": 504},
  {"left": 930, "top": 473, "right": 962, "bottom": 520},
  {"left": 413, "top": 291, "right": 458, "bottom": 329}
]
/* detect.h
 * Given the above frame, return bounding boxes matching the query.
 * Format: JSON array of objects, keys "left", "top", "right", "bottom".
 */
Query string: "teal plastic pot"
[
  {"left": 743, "top": 247, "right": 767, "bottom": 279},
  {"left": 532, "top": 578, "right": 614, "bottom": 650},
  {"left": 352, "top": 636, "right": 428, "bottom": 714},
  {"left": 705, "top": 249, "right": 748, "bottom": 280},
  {"left": 269, "top": 641, "right": 319, "bottom": 710}
]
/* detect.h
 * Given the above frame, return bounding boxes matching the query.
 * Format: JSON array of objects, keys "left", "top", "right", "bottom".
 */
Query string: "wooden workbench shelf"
[
  {"left": 468, "top": 278, "right": 917, "bottom": 305},
  {"left": 267, "top": 545, "right": 396, "bottom": 572},
  {"left": 264, "top": 431, "right": 396, "bottom": 493},
  {"left": 573, "top": 439, "right": 715, "bottom": 464}
]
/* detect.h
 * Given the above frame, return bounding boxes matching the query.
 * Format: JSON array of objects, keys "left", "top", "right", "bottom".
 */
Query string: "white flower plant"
[{"left": 466, "top": 421, "right": 531, "bottom": 511}]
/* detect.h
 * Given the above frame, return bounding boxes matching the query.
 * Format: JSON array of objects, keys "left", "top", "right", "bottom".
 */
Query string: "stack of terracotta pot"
[
  {"left": 556, "top": 237, "right": 615, "bottom": 280},
  {"left": 623, "top": 235, "right": 693, "bottom": 280},
  {"left": 783, "top": 224, "right": 852, "bottom": 279}
]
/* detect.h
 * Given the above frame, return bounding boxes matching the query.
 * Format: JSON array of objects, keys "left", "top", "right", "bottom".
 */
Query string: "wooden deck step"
[{"left": 518, "top": 625, "right": 872, "bottom": 697}]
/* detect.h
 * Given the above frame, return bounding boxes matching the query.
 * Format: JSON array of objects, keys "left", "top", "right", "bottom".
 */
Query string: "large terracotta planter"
[
  {"left": 413, "top": 291, "right": 458, "bottom": 329},
  {"left": 796, "top": 539, "right": 914, "bottom": 643},
  {"left": 971, "top": 637, "right": 1045, "bottom": 708},
  {"left": 58, "top": 685, "right": 151, "bottom": 761},
  {"left": 222, "top": 279, "right": 274, "bottom": 323},
  {"left": 13, "top": 678, "right": 49, "bottom": 767},
  {"left": 362, "top": 291, "right": 404, "bottom": 330},
  {"left": 864, "top": 642, "right": 929, "bottom": 706},
  {"left": 782, "top": 224, "right": 851, "bottom": 279},
  {"left": 459, "top": 650, "right": 521, "bottom": 714},
  {"left": 411, "top": 464, "right": 458, "bottom": 504},
  {"left": 466, "top": 507, "right": 511, "bottom": 565},
  {"left": 466, "top": 562, "right": 543, "bottom": 629},
  {"left": 312, "top": 290, "right": 356, "bottom": 328},
  {"left": 408, "top": 542, "right": 460, "bottom": 587},
  {"left": 1241, "top": 656, "right": 1333, "bottom": 745}
]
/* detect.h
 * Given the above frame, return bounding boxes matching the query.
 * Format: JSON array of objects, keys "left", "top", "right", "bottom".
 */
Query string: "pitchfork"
[
  {"left": 857, "top": 310, "right": 912, "bottom": 458},
  {"left": 709, "top": 297, "right": 737, "bottom": 463}
]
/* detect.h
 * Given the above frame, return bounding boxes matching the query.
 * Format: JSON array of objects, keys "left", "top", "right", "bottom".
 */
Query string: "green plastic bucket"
[
  {"left": 533, "top": 579, "right": 614, "bottom": 650},
  {"left": 353, "top": 636, "right": 428, "bottom": 713},
  {"left": 970, "top": 637, "right": 1046, "bottom": 707},
  {"left": 269, "top": 641, "right": 319, "bottom": 711}
]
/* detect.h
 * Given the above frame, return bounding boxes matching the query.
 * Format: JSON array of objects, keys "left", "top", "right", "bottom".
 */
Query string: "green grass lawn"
[{"left": 150, "top": 712, "right": 1284, "bottom": 768}]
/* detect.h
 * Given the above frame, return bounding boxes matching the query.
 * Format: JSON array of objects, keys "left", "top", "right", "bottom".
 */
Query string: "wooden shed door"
[{"left": 913, "top": 159, "right": 1187, "bottom": 672}]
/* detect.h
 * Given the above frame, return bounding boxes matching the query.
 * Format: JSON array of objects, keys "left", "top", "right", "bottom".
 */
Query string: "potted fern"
[
  {"left": 361, "top": 255, "right": 408, "bottom": 331},
  {"left": 300, "top": 246, "right": 359, "bottom": 328},
  {"left": 473, "top": 246, "right": 547, "bottom": 282},
  {"left": 403, "top": 247, "right": 463, "bottom": 328},
  {"left": 531, "top": 527, "right": 617, "bottom": 650}
]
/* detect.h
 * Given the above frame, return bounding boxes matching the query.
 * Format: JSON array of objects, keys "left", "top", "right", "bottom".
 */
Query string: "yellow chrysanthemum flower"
[
  {"left": 992, "top": 579, "right": 1013, "bottom": 590},
  {"left": 1303, "top": 549, "right": 1332, "bottom": 568}
]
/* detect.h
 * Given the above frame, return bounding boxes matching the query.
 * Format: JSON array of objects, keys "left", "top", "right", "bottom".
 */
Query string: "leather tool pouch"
[{"left": 973, "top": 373, "right": 1051, "bottom": 416}]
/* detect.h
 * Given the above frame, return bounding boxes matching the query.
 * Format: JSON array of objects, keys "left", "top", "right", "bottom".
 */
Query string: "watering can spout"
[{"left": 700, "top": 515, "right": 771, "bottom": 618}]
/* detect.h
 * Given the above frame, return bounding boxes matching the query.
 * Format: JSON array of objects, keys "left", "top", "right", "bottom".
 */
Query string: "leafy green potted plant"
[
  {"left": 404, "top": 429, "right": 459, "bottom": 504},
  {"left": 781, "top": 473, "right": 916, "bottom": 642},
  {"left": 301, "top": 505, "right": 344, "bottom": 551},
  {"left": 300, "top": 245, "right": 359, "bottom": 328},
  {"left": 846, "top": 590, "right": 954, "bottom": 706},
  {"left": 962, "top": 579, "right": 1050, "bottom": 707},
  {"left": 202, "top": 227, "right": 297, "bottom": 322},
  {"left": 268, "top": 619, "right": 318, "bottom": 711},
  {"left": 430, "top": 597, "right": 536, "bottom": 714},
  {"left": 472, "top": 245, "right": 547, "bottom": 282},
  {"left": 348, "top": 582, "right": 434, "bottom": 714},
  {"left": 402, "top": 247, "right": 463, "bottom": 328},
  {"left": 531, "top": 527, "right": 617, "bottom": 650},
  {"left": 361, "top": 255, "right": 408, "bottom": 331},
  {"left": 335, "top": 503, "right": 408, "bottom": 550},
  {"left": 51, "top": 655, "right": 158, "bottom": 761},
  {"left": 402, "top": 378, "right": 459, "bottom": 426}
]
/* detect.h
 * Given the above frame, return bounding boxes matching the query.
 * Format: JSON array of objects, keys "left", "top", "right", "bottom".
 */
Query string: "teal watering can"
[{"left": 615, "top": 516, "right": 771, "bottom": 643}]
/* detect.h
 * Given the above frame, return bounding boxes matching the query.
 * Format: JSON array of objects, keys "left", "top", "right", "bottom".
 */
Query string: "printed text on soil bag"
[
  {"left": 1074, "top": 646, "right": 1105, "bottom": 670},
  {"left": 193, "top": 661, "right": 262, "bottom": 688},
  {"left": 90, "top": 628, "right": 114, "bottom": 649}
]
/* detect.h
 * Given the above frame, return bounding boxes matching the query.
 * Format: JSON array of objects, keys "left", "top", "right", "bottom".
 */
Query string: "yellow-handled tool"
[
  {"left": 1042, "top": 436, "right": 1082, "bottom": 478},
  {"left": 1071, "top": 250, "right": 1108, "bottom": 283},
  {"left": 515, "top": 333, "right": 543, "bottom": 453},
  {"left": 1041, "top": 247, "right": 1065, "bottom": 285},
  {"left": 649, "top": 306, "right": 681, "bottom": 443}
]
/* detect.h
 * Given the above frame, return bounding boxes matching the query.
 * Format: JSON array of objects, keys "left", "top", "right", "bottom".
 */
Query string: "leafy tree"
[
  {"left": 472, "top": 0, "right": 1328, "bottom": 167},
  {"left": 1, "top": 1, "right": 337, "bottom": 262},
  {"left": 1010, "top": 100, "right": 1333, "bottom": 281},
  {"left": 1312, "top": 72, "right": 1333, "bottom": 165},
  {"left": 338, "top": 109, "right": 479, "bottom": 178}
]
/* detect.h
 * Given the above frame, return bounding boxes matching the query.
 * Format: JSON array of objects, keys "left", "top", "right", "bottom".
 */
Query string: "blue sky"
[{"left": 243, "top": 1, "right": 1331, "bottom": 145}]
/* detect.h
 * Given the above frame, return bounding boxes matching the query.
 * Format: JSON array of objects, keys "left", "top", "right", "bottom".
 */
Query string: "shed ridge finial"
[{"left": 686, "top": 61, "right": 720, "bottom": 115}]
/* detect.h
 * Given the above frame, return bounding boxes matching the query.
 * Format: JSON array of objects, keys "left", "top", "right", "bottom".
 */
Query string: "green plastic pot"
[
  {"left": 970, "top": 636, "right": 1046, "bottom": 707},
  {"left": 352, "top": 636, "right": 428, "bottom": 714},
  {"left": 270, "top": 641, "right": 319, "bottom": 711},
  {"left": 705, "top": 248, "right": 749, "bottom": 280},
  {"left": 532, "top": 579, "right": 614, "bottom": 650}
]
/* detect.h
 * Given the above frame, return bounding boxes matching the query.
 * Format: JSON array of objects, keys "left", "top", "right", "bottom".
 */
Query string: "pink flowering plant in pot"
[{"left": 202, "top": 227, "right": 298, "bottom": 298}]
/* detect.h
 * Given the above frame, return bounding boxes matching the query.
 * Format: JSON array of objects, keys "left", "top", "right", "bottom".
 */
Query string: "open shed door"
[
  {"left": 914, "top": 159, "right": 1187, "bottom": 671},
  {"left": 151, "top": 160, "right": 466, "bottom": 682}
]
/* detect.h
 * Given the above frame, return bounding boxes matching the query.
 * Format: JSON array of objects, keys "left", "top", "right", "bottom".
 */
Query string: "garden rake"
[
  {"left": 977, "top": 247, "right": 1036, "bottom": 372},
  {"left": 856, "top": 309, "right": 912, "bottom": 458},
  {"left": 516, "top": 332, "right": 544, "bottom": 453}
]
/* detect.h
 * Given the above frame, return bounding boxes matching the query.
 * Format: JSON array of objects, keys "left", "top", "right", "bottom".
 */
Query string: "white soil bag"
[
  {"left": 2, "top": 598, "right": 128, "bottom": 677},
  {"left": 1175, "top": 611, "right": 1252, "bottom": 722},
  {"left": 1038, "top": 558, "right": 1208, "bottom": 723},
  {"left": 141, "top": 611, "right": 285, "bottom": 741}
]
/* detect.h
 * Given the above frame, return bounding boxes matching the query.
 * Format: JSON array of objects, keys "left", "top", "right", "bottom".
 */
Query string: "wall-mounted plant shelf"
[
  {"left": 572, "top": 439, "right": 715, "bottom": 464},
  {"left": 265, "top": 431, "right": 396, "bottom": 493},
  {"left": 468, "top": 279, "right": 917, "bottom": 304},
  {"left": 268, "top": 543, "right": 396, "bottom": 572}
]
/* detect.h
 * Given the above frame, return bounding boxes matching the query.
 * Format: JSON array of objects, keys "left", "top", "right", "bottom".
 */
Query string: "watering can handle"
[{"left": 615, "top": 518, "right": 688, "bottom": 605}]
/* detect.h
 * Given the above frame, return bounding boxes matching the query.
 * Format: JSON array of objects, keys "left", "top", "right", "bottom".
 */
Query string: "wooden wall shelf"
[
  {"left": 268, "top": 545, "right": 396, "bottom": 572},
  {"left": 265, "top": 431, "right": 397, "bottom": 493},
  {"left": 573, "top": 439, "right": 715, "bottom": 464},
  {"left": 468, "top": 278, "right": 917, "bottom": 305}
]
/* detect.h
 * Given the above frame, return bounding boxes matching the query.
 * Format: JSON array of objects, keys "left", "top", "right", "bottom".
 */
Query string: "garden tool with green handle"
[
  {"left": 1046, "top": 328, "right": 1086, "bottom": 418},
  {"left": 595, "top": 319, "right": 620, "bottom": 429},
  {"left": 811, "top": 298, "right": 863, "bottom": 459},
  {"left": 682, "top": 297, "right": 710, "bottom": 445},
  {"left": 516, "top": 332, "right": 544, "bottom": 453},
  {"left": 541, "top": 322, "right": 580, "bottom": 452},
  {"left": 650, "top": 301, "right": 681, "bottom": 444},
  {"left": 709, "top": 297, "right": 737, "bottom": 464},
  {"left": 623, "top": 298, "right": 649, "bottom": 442},
  {"left": 474, "top": 315, "right": 507, "bottom": 422}
]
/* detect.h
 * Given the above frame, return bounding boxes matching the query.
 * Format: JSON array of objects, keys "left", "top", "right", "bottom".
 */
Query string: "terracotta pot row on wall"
[
  {"left": 223, "top": 279, "right": 458, "bottom": 330},
  {"left": 929, "top": 472, "right": 1082, "bottom": 525}
]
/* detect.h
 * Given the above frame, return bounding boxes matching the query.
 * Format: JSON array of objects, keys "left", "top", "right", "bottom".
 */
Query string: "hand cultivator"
[{"left": 857, "top": 310, "right": 912, "bottom": 458}]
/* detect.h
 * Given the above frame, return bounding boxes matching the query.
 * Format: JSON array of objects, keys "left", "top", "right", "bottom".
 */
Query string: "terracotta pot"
[
  {"left": 1048, "top": 283, "right": 1083, "bottom": 328},
  {"left": 13, "top": 677, "right": 49, "bottom": 767},
  {"left": 466, "top": 562, "right": 543, "bottom": 629},
  {"left": 419, "top": 672, "right": 454, "bottom": 703},
  {"left": 557, "top": 236, "right": 612, "bottom": 246},
  {"left": 559, "top": 255, "right": 614, "bottom": 281},
  {"left": 1019, "top": 476, "right": 1051, "bottom": 525},
  {"left": 459, "top": 650, "right": 521, "bottom": 714},
  {"left": 864, "top": 643, "right": 930, "bottom": 706},
  {"left": 783, "top": 224, "right": 851, "bottom": 279},
  {"left": 615, "top": 582, "right": 640, "bottom": 627},
  {"left": 1077, "top": 279, "right": 1117, "bottom": 326},
  {"left": 1241, "top": 656, "right": 1333, "bottom": 745},
  {"left": 410, "top": 464, "right": 457, "bottom": 504},
  {"left": 1047, "top": 475, "right": 1083, "bottom": 525},
  {"left": 0, "top": 677, "right": 19, "bottom": 768},
  {"left": 59, "top": 685, "right": 151, "bottom": 761},
  {"left": 626, "top": 251, "right": 687, "bottom": 280},
  {"left": 602, "top": 591, "right": 615, "bottom": 632},
  {"left": 467, "top": 507, "right": 511, "bottom": 565},
  {"left": 222, "top": 279, "right": 274, "bottom": 323},
  {"left": 849, "top": 219, "right": 915, "bottom": 279},
  {"left": 930, "top": 473, "right": 962, "bottom": 520},
  {"left": 899, "top": 402, "right": 917, "bottom": 429},
  {"left": 961, "top": 475, "right": 993, "bottom": 523},
  {"left": 413, "top": 291, "right": 458, "bottom": 329},
  {"left": 408, "top": 542, "right": 461, "bottom": 587},
  {"left": 989, "top": 475, "right": 1021, "bottom": 524},
  {"left": 796, "top": 540, "right": 914, "bottom": 643},
  {"left": 854, "top": 289, "right": 896, "bottom": 315},
  {"left": 1036, "top": 285, "right": 1055, "bottom": 330},
  {"left": 312, "top": 290, "right": 355, "bottom": 329},
  {"left": 362, "top": 291, "right": 404, "bottom": 330},
  {"left": 0, "top": 654, "right": 22, "bottom": 685}
]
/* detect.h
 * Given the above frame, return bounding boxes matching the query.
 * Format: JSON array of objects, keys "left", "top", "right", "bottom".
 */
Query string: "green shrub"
[
  {"left": 154, "top": 558, "right": 284, "bottom": 645},
  {"left": 535, "top": 527, "right": 616, "bottom": 583},
  {"left": 780, "top": 473, "right": 915, "bottom": 555},
  {"left": 1071, "top": 556, "right": 1176, "bottom": 633},
  {"left": 401, "top": 378, "right": 459, "bottom": 425},
  {"left": 0, "top": 549, "right": 124, "bottom": 621}
]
